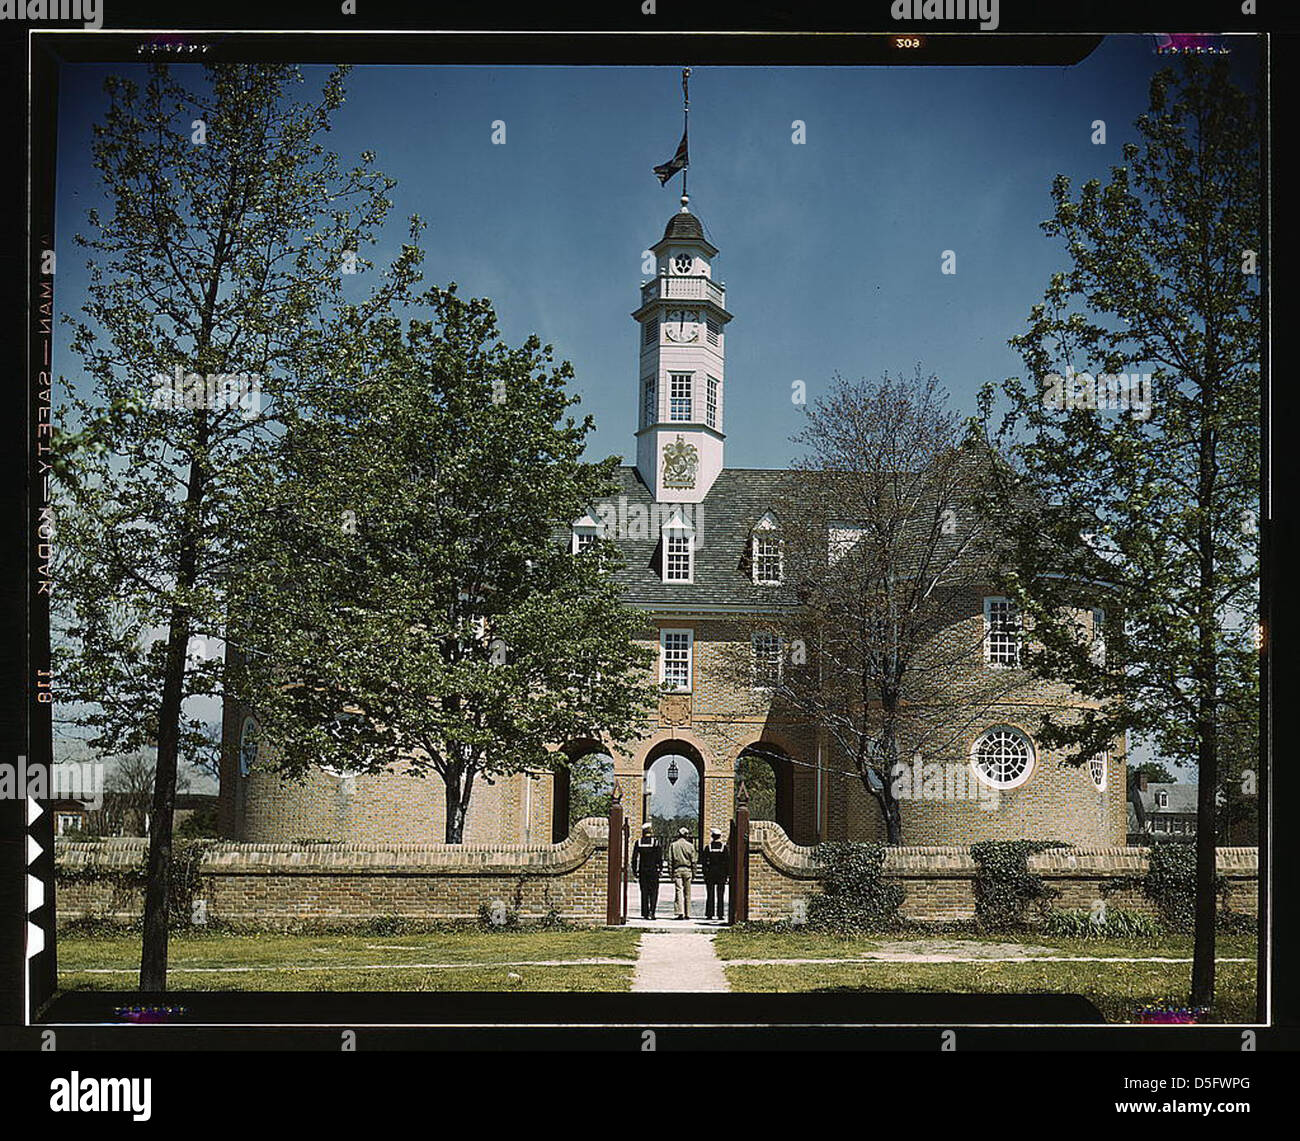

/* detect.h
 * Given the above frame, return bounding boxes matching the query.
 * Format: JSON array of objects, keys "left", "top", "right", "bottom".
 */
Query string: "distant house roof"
[{"left": 1135, "top": 782, "right": 1198, "bottom": 816}]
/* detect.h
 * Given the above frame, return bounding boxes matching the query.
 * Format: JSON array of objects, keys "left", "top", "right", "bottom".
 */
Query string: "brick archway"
[
  {"left": 734, "top": 738, "right": 798, "bottom": 840},
  {"left": 551, "top": 738, "right": 613, "bottom": 843},
  {"left": 641, "top": 737, "right": 708, "bottom": 848}
]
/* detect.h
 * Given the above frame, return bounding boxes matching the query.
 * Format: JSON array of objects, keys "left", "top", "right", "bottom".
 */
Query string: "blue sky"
[
  {"left": 53, "top": 36, "right": 1260, "bottom": 472},
  {"left": 50, "top": 38, "right": 1261, "bottom": 779}
]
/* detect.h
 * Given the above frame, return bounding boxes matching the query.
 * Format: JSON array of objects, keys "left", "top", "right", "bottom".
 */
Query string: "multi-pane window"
[
  {"left": 643, "top": 317, "right": 658, "bottom": 346},
  {"left": 661, "top": 629, "right": 693, "bottom": 691},
  {"left": 706, "top": 376, "right": 720, "bottom": 428},
  {"left": 752, "top": 533, "right": 782, "bottom": 585},
  {"left": 665, "top": 531, "right": 693, "bottom": 581},
  {"left": 573, "top": 530, "right": 597, "bottom": 554},
  {"left": 1090, "top": 607, "right": 1106, "bottom": 666},
  {"left": 752, "top": 633, "right": 783, "bottom": 688},
  {"left": 643, "top": 377, "right": 657, "bottom": 426},
  {"left": 984, "top": 597, "right": 1021, "bottom": 667},
  {"left": 669, "top": 373, "right": 693, "bottom": 421},
  {"left": 706, "top": 316, "right": 720, "bottom": 346}
]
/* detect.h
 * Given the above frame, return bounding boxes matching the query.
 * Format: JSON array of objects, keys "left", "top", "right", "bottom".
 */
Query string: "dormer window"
[
  {"left": 751, "top": 512, "right": 783, "bottom": 585},
  {"left": 662, "top": 510, "right": 694, "bottom": 583},
  {"left": 571, "top": 512, "right": 600, "bottom": 554},
  {"left": 1156, "top": 790, "right": 1169, "bottom": 809}
]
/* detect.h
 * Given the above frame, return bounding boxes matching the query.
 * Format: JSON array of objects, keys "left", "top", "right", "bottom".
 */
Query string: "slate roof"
[
  {"left": 1135, "top": 783, "right": 1198, "bottom": 816},
  {"left": 662, "top": 211, "right": 706, "bottom": 242},
  {"left": 602, "top": 465, "right": 797, "bottom": 612}
]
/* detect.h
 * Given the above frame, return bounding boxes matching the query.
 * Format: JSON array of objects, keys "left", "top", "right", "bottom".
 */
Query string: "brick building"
[{"left": 220, "top": 198, "right": 1127, "bottom": 849}]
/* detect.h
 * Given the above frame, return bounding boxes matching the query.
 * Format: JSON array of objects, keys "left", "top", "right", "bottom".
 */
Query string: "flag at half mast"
[{"left": 653, "top": 68, "right": 691, "bottom": 185}]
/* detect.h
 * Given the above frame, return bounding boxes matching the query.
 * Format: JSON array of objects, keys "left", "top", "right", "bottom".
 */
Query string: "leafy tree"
[
  {"left": 54, "top": 62, "right": 418, "bottom": 990},
  {"left": 226, "top": 286, "right": 659, "bottom": 842},
  {"left": 735, "top": 369, "right": 1031, "bottom": 844},
  {"left": 566, "top": 752, "right": 615, "bottom": 832},
  {"left": 1129, "top": 761, "right": 1177, "bottom": 786},
  {"left": 978, "top": 59, "right": 1260, "bottom": 1008}
]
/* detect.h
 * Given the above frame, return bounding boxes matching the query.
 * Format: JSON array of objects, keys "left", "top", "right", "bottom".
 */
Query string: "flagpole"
[{"left": 682, "top": 67, "right": 691, "bottom": 201}]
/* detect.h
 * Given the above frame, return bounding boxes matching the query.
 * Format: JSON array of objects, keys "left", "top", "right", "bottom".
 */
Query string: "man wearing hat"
[
  {"left": 631, "top": 823, "right": 664, "bottom": 920},
  {"left": 667, "top": 827, "right": 698, "bottom": 920},
  {"left": 701, "top": 826, "right": 730, "bottom": 921}
]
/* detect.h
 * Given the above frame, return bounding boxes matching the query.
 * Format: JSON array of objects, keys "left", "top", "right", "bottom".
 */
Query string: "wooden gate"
[
  {"left": 728, "top": 781, "right": 750, "bottom": 924},
  {"left": 606, "top": 782, "right": 629, "bottom": 925}
]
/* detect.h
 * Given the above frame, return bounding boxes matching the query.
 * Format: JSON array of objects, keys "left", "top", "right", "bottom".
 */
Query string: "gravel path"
[{"left": 631, "top": 930, "right": 731, "bottom": 993}]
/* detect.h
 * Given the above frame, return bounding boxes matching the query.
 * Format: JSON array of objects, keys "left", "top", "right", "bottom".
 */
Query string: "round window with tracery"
[
  {"left": 672, "top": 253, "right": 693, "bottom": 274},
  {"left": 971, "top": 727, "right": 1034, "bottom": 789}
]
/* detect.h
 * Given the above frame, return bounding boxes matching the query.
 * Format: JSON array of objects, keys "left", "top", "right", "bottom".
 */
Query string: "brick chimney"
[{"left": 1138, "top": 772, "right": 1148, "bottom": 792}]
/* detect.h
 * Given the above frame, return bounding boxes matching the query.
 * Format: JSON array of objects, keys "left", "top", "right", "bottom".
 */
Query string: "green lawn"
[
  {"left": 57, "top": 927, "right": 642, "bottom": 992},
  {"left": 714, "top": 928, "right": 1259, "bottom": 1023}
]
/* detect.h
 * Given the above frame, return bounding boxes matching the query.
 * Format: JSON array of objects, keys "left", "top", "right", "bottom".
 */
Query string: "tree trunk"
[
  {"left": 138, "top": 607, "right": 190, "bottom": 992},
  {"left": 1190, "top": 410, "right": 1218, "bottom": 1009},
  {"left": 139, "top": 447, "right": 206, "bottom": 992},
  {"left": 444, "top": 766, "right": 465, "bottom": 844}
]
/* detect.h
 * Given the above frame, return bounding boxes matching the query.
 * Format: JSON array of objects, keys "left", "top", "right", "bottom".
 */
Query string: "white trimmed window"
[
  {"left": 672, "top": 253, "right": 693, "bottom": 275},
  {"left": 706, "top": 376, "right": 720, "bottom": 428},
  {"left": 642, "top": 377, "right": 657, "bottom": 426},
  {"left": 660, "top": 629, "right": 693, "bottom": 692},
  {"left": 56, "top": 813, "right": 82, "bottom": 836},
  {"left": 1156, "top": 790, "right": 1169, "bottom": 809},
  {"left": 662, "top": 510, "right": 695, "bottom": 583},
  {"left": 665, "top": 532, "right": 693, "bottom": 582},
  {"left": 1090, "top": 607, "right": 1106, "bottom": 666},
  {"left": 1088, "top": 752, "right": 1108, "bottom": 792},
  {"left": 752, "top": 512, "right": 782, "bottom": 585},
  {"left": 239, "top": 715, "right": 259, "bottom": 777},
  {"left": 571, "top": 511, "right": 599, "bottom": 554},
  {"left": 669, "top": 372, "right": 693, "bottom": 421},
  {"left": 751, "top": 633, "right": 783, "bottom": 689},
  {"left": 970, "top": 726, "right": 1035, "bottom": 789},
  {"left": 984, "top": 597, "right": 1022, "bottom": 668}
]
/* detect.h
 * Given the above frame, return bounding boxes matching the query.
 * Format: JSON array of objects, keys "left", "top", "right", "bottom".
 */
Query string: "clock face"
[{"left": 664, "top": 310, "right": 700, "bottom": 342}]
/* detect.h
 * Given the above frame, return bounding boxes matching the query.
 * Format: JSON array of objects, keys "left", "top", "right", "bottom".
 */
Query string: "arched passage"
[
  {"left": 551, "top": 739, "right": 614, "bottom": 843},
  {"left": 735, "top": 742, "right": 796, "bottom": 838},
  {"left": 642, "top": 738, "right": 706, "bottom": 847}
]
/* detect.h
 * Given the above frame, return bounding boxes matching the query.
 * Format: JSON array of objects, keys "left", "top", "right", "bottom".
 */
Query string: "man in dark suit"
[
  {"left": 701, "top": 826, "right": 730, "bottom": 921},
  {"left": 631, "top": 822, "right": 663, "bottom": 919}
]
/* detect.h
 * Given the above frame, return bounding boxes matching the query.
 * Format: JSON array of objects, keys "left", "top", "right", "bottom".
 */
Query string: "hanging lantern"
[{"left": 667, "top": 758, "right": 679, "bottom": 786}]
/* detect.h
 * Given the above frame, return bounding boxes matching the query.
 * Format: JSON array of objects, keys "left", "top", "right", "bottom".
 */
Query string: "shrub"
[
  {"left": 970, "top": 840, "right": 1069, "bottom": 930},
  {"left": 805, "top": 841, "right": 904, "bottom": 933}
]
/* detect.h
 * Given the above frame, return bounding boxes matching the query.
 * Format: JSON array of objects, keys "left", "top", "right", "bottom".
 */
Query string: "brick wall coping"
[
  {"left": 747, "top": 823, "right": 1258, "bottom": 879},
  {"left": 56, "top": 818, "right": 610, "bottom": 877}
]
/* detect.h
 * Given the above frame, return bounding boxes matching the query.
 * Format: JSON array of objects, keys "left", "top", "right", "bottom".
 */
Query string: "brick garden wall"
[
  {"left": 56, "top": 818, "right": 612, "bottom": 926},
  {"left": 56, "top": 822, "right": 1259, "bottom": 928},
  {"left": 746, "top": 821, "right": 1259, "bottom": 924}
]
